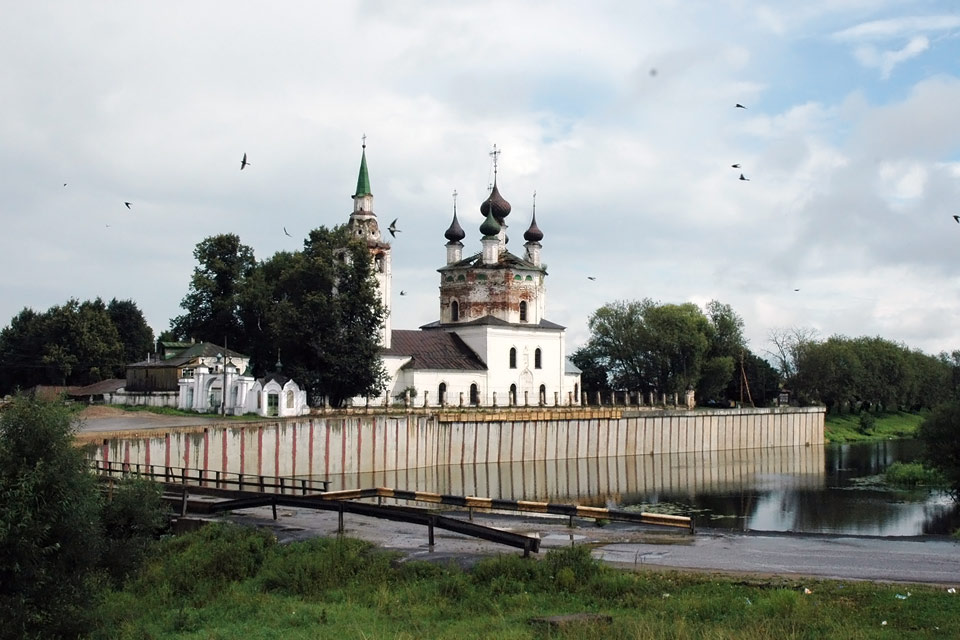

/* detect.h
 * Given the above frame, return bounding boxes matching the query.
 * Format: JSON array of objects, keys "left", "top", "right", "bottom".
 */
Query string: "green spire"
[{"left": 354, "top": 145, "right": 371, "bottom": 197}]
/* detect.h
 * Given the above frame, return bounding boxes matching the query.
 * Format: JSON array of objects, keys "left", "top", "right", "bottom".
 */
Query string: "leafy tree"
[
  {"left": 570, "top": 342, "right": 612, "bottom": 398},
  {"left": 796, "top": 337, "right": 864, "bottom": 413},
  {"left": 42, "top": 298, "right": 125, "bottom": 386},
  {"left": 171, "top": 233, "right": 256, "bottom": 352},
  {"left": 0, "top": 308, "right": 46, "bottom": 393},
  {"left": 100, "top": 478, "right": 169, "bottom": 585},
  {"left": 917, "top": 400, "right": 960, "bottom": 498},
  {"left": 0, "top": 395, "right": 103, "bottom": 638},
  {"left": 107, "top": 298, "right": 155, "bottom": 367},
  {"left": 576, "top": 299, "right": 713, "bottom": 396},
  {"left": 736, "top": 350, "right": 781, "bottom": 407},
  {"left": 170, "top": 228, "right": 388, "bottom": 406}
]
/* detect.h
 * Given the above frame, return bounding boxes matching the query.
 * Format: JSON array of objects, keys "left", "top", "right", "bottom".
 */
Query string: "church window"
[
  {"left": 514, "top": 274, "right": 522, "bottom": 281},
  {"left": 539, "top": 384, "right": 546, "bottom": 405},
  {"left": 519, "top": 301, "right": 527, "bottom": 322},
  {"left": 470, "top": 383, "right": 479, "bottom": 405},
  {"left": 509, "top": 347, "right": 517, "bottom": 369},
  {"left": 477, "top": 273, "right": 487, "bottom": 281},
  {"left": 286, "top": 390, "right": 294, "bottom": 409},
  {"left": 510, "top": 384, "right": 517, "bottom": 406},
  {"left": 438, "top": 382, "right": 446, "bottom": 405},
  {"left": 525, "top": 275, "right": 533, "bottom": 281},
  {"left": 374, "top": 254, "right": 384, "bottom": 273},
  {"left": 457, "top": 274, "right": 466, "bottom": 281},
  {"left": 445, "top": 276, "right": 453, "bottom": 282},
  {"left": 535, "top": 348, "right": 542, "bottom": 369},
  {"left": 451, "top": 300, "right": 459, "bottom": 321}
]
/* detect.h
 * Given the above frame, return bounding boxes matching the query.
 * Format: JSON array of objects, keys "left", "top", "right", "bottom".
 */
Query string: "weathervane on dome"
[
  {"left": 452, "top": 189, "right": 458, "bottom": 214},
  {"left": 487, "top": 144, "right": 500, "bottom": 192}
]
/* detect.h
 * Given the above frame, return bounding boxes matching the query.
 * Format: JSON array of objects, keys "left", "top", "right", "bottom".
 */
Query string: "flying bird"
[
  {"left": 731, "top": 164, "right": 741, "bottom": 168},
  {"left": 283, "top": 226, "right": 292, "bottom": 237},
  {"left": 399, "top": 290, "right": 407, "bottom": 296},
  {"left": 240, "top": 153, "right": 250, "bottom": 170},
  {"left": 735, "top": 103, "right": 747, "bottom": 109},
  {"left": 739, "top": 174, "right": 749, "bottom": 181},
  {"left": 953, "top": 215, "right": 960, "bottom": 223},
  {"left": 388, "top": 218, "right": 400, "bottom": 237},
  {"left": 587, "top": 276, "right": 596, "bottom": 281},
  {"left": 63, "top": 183, "right": 67, "bottom": 187},
  {"left": 794, "top": 288, "right": 800, "bottom": 292},
  {"left": 124, "top": 202, "right": 132, "bottom": 209}
]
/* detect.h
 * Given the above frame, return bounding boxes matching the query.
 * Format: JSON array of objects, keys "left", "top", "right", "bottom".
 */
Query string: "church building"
[{"left": 348, "top": 144, "right": 581, "bottom": 408}]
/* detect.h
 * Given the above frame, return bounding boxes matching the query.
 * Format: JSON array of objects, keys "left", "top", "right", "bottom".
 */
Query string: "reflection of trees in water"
[{"left": 340, "top": 441, "right": 957, "bottom": 536}]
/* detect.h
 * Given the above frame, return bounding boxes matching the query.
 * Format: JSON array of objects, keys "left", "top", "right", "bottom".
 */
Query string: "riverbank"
[
  {"left": 824, "top": 410, "right": 926, "bottom": 443},
  {"left": 91, "top": 516, "right": 960, "bottom": 639}
]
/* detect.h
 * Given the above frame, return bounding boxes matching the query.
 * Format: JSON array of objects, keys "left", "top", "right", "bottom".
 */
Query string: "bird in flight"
[
  {"left": 63, "top": 183, "right": 67, "bottom": 187},
  {"left": 953, "top": 215, "right": 959, "bottom": 223},
  {"left": 124, "top": 202, "right": 132, "bottom": 209},
  {"left": 731, "top": 164, "right": 741, "bottom": 168},
  {"left": 388, "top": 219, "right": 400, "bottom": 237},
  {"left": 739, "top": 174, "right": 750, "bottom": 181},
  {"left": 794, "top": 288, "right": 800, "bottom": 292},
  {"left": 283, "top": 226, "right": 292, "bottom": 237},
  {"left": 587, "top": 276, "right": 596, "bottom": 281},
  {"left": 735, "top": 103, "right": 747, "bottom": 109},
  {"left": 240, "top": 153, "right": 250, "bottom": 170},
  {"left": 399, "top": 290, "right": 407, "bottom": 296}
]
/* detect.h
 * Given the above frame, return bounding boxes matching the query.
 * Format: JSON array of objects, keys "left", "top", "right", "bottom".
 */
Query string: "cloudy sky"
[{"left": 3, "top": 1, "right": 960, "bottom": 360}]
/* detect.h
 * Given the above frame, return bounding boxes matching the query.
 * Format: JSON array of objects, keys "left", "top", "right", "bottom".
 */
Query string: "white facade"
[
  {"left": 177, "top": 362, "right": 309, "bottom": 417},
  {"left": 354, "top": 150, "right": 582, "bottom": 408}
]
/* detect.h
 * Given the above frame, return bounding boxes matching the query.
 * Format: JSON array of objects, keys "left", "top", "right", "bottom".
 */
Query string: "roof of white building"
[{"left": 383, "top": 329, "right": 487, "bottom": 371}]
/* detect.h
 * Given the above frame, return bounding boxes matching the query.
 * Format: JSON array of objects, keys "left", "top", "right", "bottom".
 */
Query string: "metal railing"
[{"left": 90, "top": 460, "right": 329, "bottom": 494}]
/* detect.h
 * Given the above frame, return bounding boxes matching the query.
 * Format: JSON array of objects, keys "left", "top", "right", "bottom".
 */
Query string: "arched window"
[
  {"left": 539, "top": 384, "right": 546, "bottom": 405},
  {"left": 510, "top": 383, "right": 517, "bottom": 406},
  {"left": 451, "top": 300, "right": 459, "bottom": 322},
  {"left": 438, "top": 382, "right": 447, "bottom": 405},
  {"left": 534, "top": 348, "right": 542, "bottom": 369},
  {"left": 286, "top": 390, "right": 294, "bottom": 408},
  {"left": 519, "top": 301, "right": 527, "bottom": 322},
  {"left": 470, "top": 383, "right": 479, "bottom": 406},
  {"left": 574, "top": 383, "right": 579, "bottom": 404},
  {"left": 509, "top": 347, "right": 517, "bottom": 369}
]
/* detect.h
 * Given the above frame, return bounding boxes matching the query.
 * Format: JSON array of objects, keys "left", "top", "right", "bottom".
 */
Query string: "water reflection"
[{"left": 327, "top": 440, "right": 959, "bottom": 536}]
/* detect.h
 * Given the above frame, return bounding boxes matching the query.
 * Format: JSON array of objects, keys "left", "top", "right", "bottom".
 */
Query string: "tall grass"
[{"left": 91, "top": 523, "right": 960, "bottom": 639}]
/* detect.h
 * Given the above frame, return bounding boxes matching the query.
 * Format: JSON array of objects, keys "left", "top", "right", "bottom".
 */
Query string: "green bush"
[
  {"left": 918, "top": 401, "right": 960, "bottom": 497},
  {"left": 857, "top": 412, "right": 876, "bottom": 434},
  {"left": 101, "top": 478, "right": 171, "bottom": 585},
  {"left": 884, "top": 461, "right": 945, "bottom": 487}
]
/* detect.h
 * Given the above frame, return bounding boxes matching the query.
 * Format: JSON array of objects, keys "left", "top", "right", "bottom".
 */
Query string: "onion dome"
[
  {"left": 523, "top": 212, "right": 543, "bottom": 242},
  {"left": 444, "top": 211, "right": 465, "bottom": 243},
  {"left": 479, "top": 208, "right": 501, "bottom": 237},
  {"left": 480, "top": 181, "right": 511, "bottom": 222}
]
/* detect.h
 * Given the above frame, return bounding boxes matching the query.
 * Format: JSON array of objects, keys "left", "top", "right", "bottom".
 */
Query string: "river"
[{"left": 332, "top": 439, "right": 958, "bottom": 536}]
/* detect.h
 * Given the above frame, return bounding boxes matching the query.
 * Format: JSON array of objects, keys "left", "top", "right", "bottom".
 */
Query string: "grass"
[
  {"left": 90, "top": 523, "right": 960, "bottom": 639},
  {"left": 824, "top": 410, "right": 927, "bottom": 443},
  {"left": 109, "top": 405, "right": 262, "bottom": 420}
]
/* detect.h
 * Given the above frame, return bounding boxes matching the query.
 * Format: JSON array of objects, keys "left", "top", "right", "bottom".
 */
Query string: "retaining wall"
[{"left": 81, "top": 407, "right": 824, "bottom": 482}]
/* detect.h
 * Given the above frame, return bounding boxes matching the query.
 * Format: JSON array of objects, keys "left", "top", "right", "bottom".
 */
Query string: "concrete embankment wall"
[{"left": 80, "top": 407, "right": 824, "bottom": 481}]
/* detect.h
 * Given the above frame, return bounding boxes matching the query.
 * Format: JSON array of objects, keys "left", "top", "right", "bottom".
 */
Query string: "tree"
[
  {"left": 576, "top": 299, "right": 713, "bottom": 396},
  {"left": 0, "top": 308, "right": 46, "bottom": 393},
  {"left": 917, "top": 400, "right": 960, "bottom": 498},
  {"left": 767, "top": 326, "right": 819, "bottom": 400},
  {"left": 261, "top": 228, "right": 388, "bottom": 405},
  {"left": 107, "top": 298, "right": 155, "bottom": 368},
  {"left": 171, "top": 233, "right": 256, "bottom": 352},
  {"left": 0, "top": 395, "right": 103, "bottom": 638},
  {"left": 170, "top": 228, "right": 388, "bottom": 406}
]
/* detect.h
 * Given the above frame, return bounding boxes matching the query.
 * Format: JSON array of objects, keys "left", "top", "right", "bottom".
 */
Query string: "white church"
[{"left": 348, "top": 144, "right": 582, "bottom": 408}]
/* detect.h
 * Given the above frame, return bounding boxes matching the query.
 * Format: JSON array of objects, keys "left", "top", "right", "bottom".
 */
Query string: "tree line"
[
  {"left": 0, "top": 298, "right": 153, "bottom": 395},
  {"left": 573, "top": 299, "right": 959, "bottom": 412}
]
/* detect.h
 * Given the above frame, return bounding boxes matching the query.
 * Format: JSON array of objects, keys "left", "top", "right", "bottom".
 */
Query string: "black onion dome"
[
  {"left": 523, "top": 212, "right": 543, "bottom": 242},
  {"left": 444, "top": 211, "right": 465, "bottom": 242},
  {"left": 480, "top": 181, "right": 511, "bottom": 221}
]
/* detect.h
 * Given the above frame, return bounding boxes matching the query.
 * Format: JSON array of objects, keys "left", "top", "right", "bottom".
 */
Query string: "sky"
[{"left": 2, "top": 1, "right": 960, "bottom": 361}]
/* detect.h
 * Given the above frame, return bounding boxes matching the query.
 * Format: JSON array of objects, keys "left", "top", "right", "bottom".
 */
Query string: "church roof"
[
  {"left": 258, "top": 372, "right": 291, "bottom": 387},
  {"left": 420, "top": 315, "right": 566, "bottom": 330},
  {"left": 437, "top": 250, "right": 545, "bottom": 272},
  {"left": 384, "top": 329, "right": 487, "bottom": 371}
]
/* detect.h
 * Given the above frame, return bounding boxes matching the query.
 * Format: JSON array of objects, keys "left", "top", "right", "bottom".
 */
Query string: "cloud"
[
  {"left": 853, "top": 35, "right": 930, "bottom": 78},
  {"left": 833, "top": 15, "right": 960, "bottom": 40}
]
